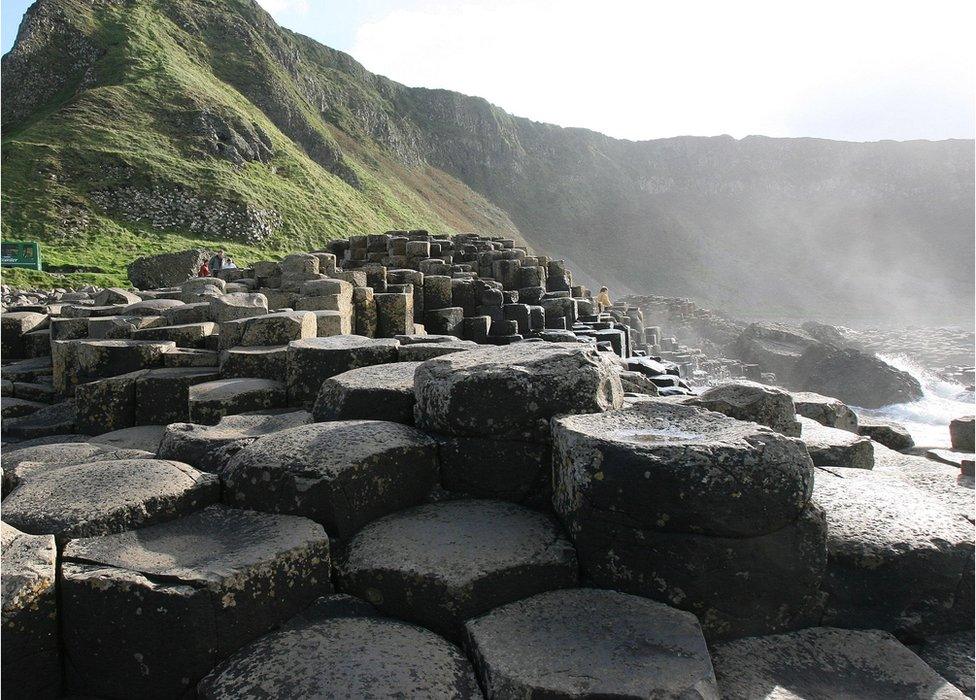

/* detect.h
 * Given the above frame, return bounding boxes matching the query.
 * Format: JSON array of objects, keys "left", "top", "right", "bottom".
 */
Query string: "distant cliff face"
[{"left": 3, "top": 0, "right": 973, "bottom": 323}]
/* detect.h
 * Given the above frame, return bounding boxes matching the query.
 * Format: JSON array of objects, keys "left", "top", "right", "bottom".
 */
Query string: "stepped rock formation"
[
  {"left": 2, "top": 232, "right": 973, "bottom": 697},
  {"left": 2, "top": 0, "right": 973, "bottom": 323}
]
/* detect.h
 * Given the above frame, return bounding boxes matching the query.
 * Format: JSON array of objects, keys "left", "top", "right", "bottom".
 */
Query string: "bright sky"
[{"left": 3, "top": 0, "right": 973, "bottom": 142}]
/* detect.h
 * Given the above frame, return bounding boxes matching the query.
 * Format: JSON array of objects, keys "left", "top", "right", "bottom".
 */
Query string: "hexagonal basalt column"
[
  {"left": 286, "top": 336, "right": 399, "bottom": 410},
  {"left": 464, "top": 588, "right": 717, "bottom": 698},
  {"left": 61, "top": 506, "right": 332, "bottom": 699},
  {"left": 1, "top": 523, "right": 59, "bottom": 699},
  {"left": 338, "top": 499, "right": 578, "bottom": 639},
  {"left": 2, "top": 459, "right": 219, "bottom": 543},
  {"left": 222, "top": 420, "right": 437, "bottom": 540},
  {"left": 188, "top": 378, "right": 287, "bottom": 424},
  {"left": 312, "top": 361, "right": 420, "bottom": 424}
]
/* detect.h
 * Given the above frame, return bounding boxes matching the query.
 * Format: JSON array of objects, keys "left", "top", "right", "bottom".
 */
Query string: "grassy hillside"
[{"left": 0, "top": 0, "right": 518, "bottom": 287}]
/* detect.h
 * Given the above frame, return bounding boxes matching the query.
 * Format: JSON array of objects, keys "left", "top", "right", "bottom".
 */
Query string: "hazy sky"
[{"left": 3, "top": 0, "right": 973, "bottom": 142}]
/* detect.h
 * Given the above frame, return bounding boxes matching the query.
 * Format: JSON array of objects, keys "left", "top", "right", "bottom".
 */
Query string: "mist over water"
[{"left": 855, "top": 354, "right": 975, "bottom": 449}]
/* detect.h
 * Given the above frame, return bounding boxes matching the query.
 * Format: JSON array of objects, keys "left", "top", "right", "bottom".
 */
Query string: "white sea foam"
[{"left": 855, "top": 354, "right": 975, "bottom": 449}]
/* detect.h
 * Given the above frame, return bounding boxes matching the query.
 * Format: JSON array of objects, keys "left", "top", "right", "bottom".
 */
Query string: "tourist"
[
  {"left": 198, "top": 260, "right": 210, "bottom": 277},
  {"left": 596, "top": 286, "right": 612, "bottom": 312},
  {"left": 224, "top": 256, "right": 238, "bottom": 269},
  {"left": 209, "top": 250, "right": 225, "bottom": 272}
]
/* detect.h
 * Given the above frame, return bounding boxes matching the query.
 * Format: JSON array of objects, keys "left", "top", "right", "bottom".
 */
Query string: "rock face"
[
  {"left": 61, "top": 506, "right": 332, "bottom": 699},
  {"left": 338, "top": 499, "right": 578, "bottom": 639},
  {"left": 791, "top": 344, "right": 924, "bottom": 408},
  {"left": 198, "top": 614, "right": 480, "bottom": 699},
  {"left": 910, "top": 632, "right": 976, "bottom": 698},
  {"left": 464, "top": 588, "right": 717, "bottom": 698},
  {"left": 950, "top": 416, "right": 975, "bottom": 452},
  {"left": 127, "top": 249, "right": 209, "bottom": 289},
  {"left": 814, "top": 466, "right": 973, "bottom": 637},
  {"left": 313, "top": 361, "right": 420, "bottom": 424},
  {"left": 689, "top": 379, "right": 800, "bottom": 436},
  {"left": 2, "top": 458, "right": 218, "bottom": 542},
  {"left": 711, "top": 627, "right": 966, "bottom": 699},
  {"left": 798, "top": 416, "right": 875, "bottom": 470},
  {"left": 552, "top": 401, "right": 824, "bottom": 639},
  {"left": 222, "top": 421, "right": 438, "bottom": 540},
  {"left": 858, "top": 417, "right": 915, "bottom": 451},
  {"left": 414, "top": 343, "right": 623, "bottom": 441},
  {"left": 1, "top": 523, "right": 59, "bottom": 700},
  {"left": 791, "top": 390, "right": 860, "bottom": 432},
  {"left": 729, "top": 322, "right": 820, "bottom": 380}
]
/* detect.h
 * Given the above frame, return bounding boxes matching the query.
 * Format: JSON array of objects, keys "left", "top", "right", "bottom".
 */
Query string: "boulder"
[
  {"left": 553, "top": 401, "right": 814, "bottom": 538},
  {"left": 950, "top": 416, "right": 975, "bottom": 452},
  {"left": 1, "top": 311, "right": 49, "bottom": 359},
  {"left": 464, "top": 588, "right": 716, "bottom": 698},
  {"left": 338, "top": 499, "right": 578, "bottom": 639},
  {"left": 133, "top": 367, "right": 221, "bottom": 424},
  {"left": 158, "top": 410, "right": 313, "bottom": 473},
  {"left": 711, "top": 627, "right": 966, "bottom": 699},
  {"left": 188, "top": 378, "right": 287, "bottom": 424},
  {"left": 799, "top": 416, "right": 875, "bottom": 469},
  {"left": 689, "top": 379, "right": 801, "bottom": 436},
  {"left": 93, "top": 287, "right": 141, "bottom": 306},
  {"left": 209, "top": 292, "right": 269, "bottom": 324},
  {"left": 1, "top": 523, "right": 59, "bottom": 699},
  {"left": 414, "top": 343, "right": 623, "bottom": 441},
  {"left": 54, "top": 339, "right": 174, "bottom": 393},
  {"left": 218, "top": 311, "right": 315, "bottom": 352},
  {"left": 161, "top": 301, "right": 213, "bottom": 325},
  {"left": 910, "top": 632, "right": 975, "bottom": 698},
  {"left": 313, "top": 361, "right": 420, "bottom": 424},
  {"left": 728, "top": 322, "right": 819, "bottom": 380},
  {"left": 286, "top": 336, "right": 399, "bottom": 410},
  {"left": 127, "top": 249, "right": 209, "bottom": 289},
  {"left": 61, "top": 506, "right": 332, "bottom": 699},
  {"left": 857, "top": 417, "right": 915, "bottom": 450},
  {"left": 791, "top": 390, "right": 859, "bottom": 431},
  {"left": 222, "top": 420, "right": 437, "bottom": 540},
  {"left": 792, "top": 345, "right": 923, "bottom": 408},
  {"left": 2, "top": 458, "right": 218, "bottom": 542},
  {"left": 198, "top": 615, "right": 479, "bottom": 699},
  {"left": 814, "top": 465, "right": 973, "bottom": 636}
]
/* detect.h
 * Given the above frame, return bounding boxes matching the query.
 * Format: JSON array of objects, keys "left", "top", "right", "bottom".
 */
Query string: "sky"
[{"left": 2, "top": 0, "right": 973, "bottom": 142}]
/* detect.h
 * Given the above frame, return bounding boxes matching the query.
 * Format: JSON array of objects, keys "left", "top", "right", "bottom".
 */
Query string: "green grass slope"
[{"left": 1, "top": 0, "right": 518, "bottom": 287}]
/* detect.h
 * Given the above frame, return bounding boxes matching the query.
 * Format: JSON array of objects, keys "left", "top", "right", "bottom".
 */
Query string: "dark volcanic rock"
[
  {"left": 61, "top": 506, "right": 332, "bottom": 699},
  {"left": 414, "top": 343, "right": 623, "bottom": 441},
  {"left": 313, "top": 361, "right": 419, "bottom": 424},
  {"left": 222, "top": 420, "right": 437, "bottom": 540},
  {"left": 858, "top": 417, "right": 915, "bottom": 451},
  {"left": 338, "top": 499, "right": 578, "bottom": 639},
  {"left": 950, "top": 416, "right": 975, "bottom": 452},
  {"left": 437, "top": 435, "right": 551, "bottom": 509},
  {"left": 464, "top": 588, "right": 716, "bottom": 698},
  {"left": 910, "top": 632, "right": 975, "bottom": 698},
  {"left": 198, "top": 615, "right": 480, "bottom": 699},
  {"left": 711, "top": 627, "right": 967, "bottom": 699},
  {"left": 798, "top": 416, "right": 875, "bottom": 469},
  {"left": 792, "top": 344, "right": 923, "bottom": 408},
  {"left": 689, "top": 380, "right": 801, "bottom": 436},
  {"left": 1, "top": 523, "right": 59, "bottom": 700},
  {"left": 127, "top": 249, "right": 209, "bottom": 289}
]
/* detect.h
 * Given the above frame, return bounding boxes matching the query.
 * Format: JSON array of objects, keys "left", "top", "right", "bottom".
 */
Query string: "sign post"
[{"left": 0, "top": 241, "right": 42, "bottom": 271}]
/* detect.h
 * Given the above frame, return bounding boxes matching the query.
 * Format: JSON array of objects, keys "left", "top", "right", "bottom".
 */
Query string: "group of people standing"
[{"left": 198, "top": 250, "right": 237, "bottom": 277}]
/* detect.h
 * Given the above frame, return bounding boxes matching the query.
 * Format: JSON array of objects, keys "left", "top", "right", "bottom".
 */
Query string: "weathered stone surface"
[
  {"left": 790, "top": 390, "right": 860, "bottom": 431},
  {"left": 223, "top": 420, "right": 437, "bottom": 540},
  {"left": 286, "top": 335, "right": 399, "bottom": 410},
  {"left": 799, "top": 416, "right": 875, "bottom": 469},
  {"left": 220, "top": 345, "right": 288, "bottom": 380},
  {"left": 198, "top": 614, "right": 479, "bottom": 699},
  {"left": 311, "top": 309, "right": 351, "bottom": 336},
  {"left": 1, "top": 400, "right": 77, "bottom": 440},
  {"left": 313, "top": 361, "right": 419, "bottom": 424},
  {"left": 127, "top": 249, "right": 208, "bottom": 289},
  {"left": 61, "top": 506, "right": 332, "bottom": 699},
  {"left": 792, "top": 345, "right": 923, "bottom": 408},
  {"left": 729, "top": 322, "right": 820, "bottom": 379},
  {"left": 2, "top": 311, "right": 49, "bottom": 359},
  {"left": 374, "top": 291, "right": 414, "bottom": 337},
  {"left": 158, "top": 410, "right": 312, "bottom": 472},
  {"left": 134, "top": 367, "right": 221, "bottom": 424},
  {"left": 950, "top": 416, "right": 975, "bottom": 452},
  {"left": 910, "top": 632, "right": 975, "bottom": 698},
  {"left": 554, "top": 401, "right": 814, "bottom": 537},
  {"left": 161, "top": 301, "right": 213, "bottom": 325},
  {"left": 438, "top": 435, "right": 551, "bottom": 509},
  {"left": 0, "top": 396, "right": 46, "bottom": 419},
  {"left": 1, "top": 441, "right": 152, "bottom": 496},
  {"left": 73, "top": 370, "right": 146, "bottom": 435},
  {"left": 93, "top": 287, "right": 141, "bottom": 306},
  {"left": 689, "top": 380, "right": 801, "bottom": 436},
  {"left": 132, "top": 321, "right": 216, "bottom": 348},
  {"left": 188, "top": 378, "right": 287, "bottom": 424},
  {"left": 338, "top": 499, "right": 578, "bottom": 639},
  {"left": 1, "top": 523, "right": 59, "bottom": 700},
  {"left": 711, "top": 627, "right": 966, "bottom": 699},
  {"left": 209, "top": 292, "right": 269, "bottom": 323},
  {"left": 162, "top": 347, "right": 219, "bottom": 368},
  {"left": 54, "top": 339, "right": 174, "bottom": 393},
  {"left": 398, "top": 340, "right": 477, "bottom": 361},
  {"left": 2, "top": 458, "right": 218, "bottom": 542},
  {"left": 89, "top": 424, "right": 167, "bottom": 453},
  {"left": 814, "top": 466, "right": 973, "bottom": 636},
  {"left": 465, "top": 588, "right": 716, "bottom": 699},
  {"left": 414, "top": 343, "right": 623, "bottom": 441},
  {"left": 857, "top": 417, "right": 916, "bottom": 450},
  {"left": 219, "top": 310, "right": 315, "bottom": 351},
  {"left": 121, "top": 299, "right": 185, "bottom": 317}
]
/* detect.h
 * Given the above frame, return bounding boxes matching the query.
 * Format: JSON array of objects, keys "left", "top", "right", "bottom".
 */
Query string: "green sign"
[{"left": 1, "top": 241, "right": 42, "bottom": 270}]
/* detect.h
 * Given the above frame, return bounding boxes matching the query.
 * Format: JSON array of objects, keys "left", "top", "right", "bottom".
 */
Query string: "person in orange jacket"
[
  {"left": 198, "top": 261, "right": 211, "bottom": 277},
  {"left": 596, "top": 286, "right": 612, "bottom": 312}
]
